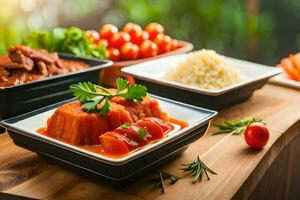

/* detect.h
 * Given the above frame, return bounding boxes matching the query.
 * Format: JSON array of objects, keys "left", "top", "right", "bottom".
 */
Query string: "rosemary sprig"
[
  {"left": 151, "top": 171, "right": 181, "bottom": 193},
  {"left": 212, "top": 117, "right": 262, "bottom": 135},
  {"left": 181, "top": 156, "right": 217, "bottom": 183},
  {"left": 69, "top": 78, "right": 147, "bottom": 116},
  {"left": 159, "top": 171, "right": 166, "bottom": 193}
]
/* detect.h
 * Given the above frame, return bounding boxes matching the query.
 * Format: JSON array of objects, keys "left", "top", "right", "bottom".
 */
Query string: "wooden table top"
[{"left": 1, "top": 83, "right": 300, "bottom": 200}]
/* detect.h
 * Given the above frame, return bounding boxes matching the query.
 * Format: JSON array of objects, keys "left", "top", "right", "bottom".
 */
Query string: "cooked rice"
[{"left": 164, "top": 49, "right": 242, "bottom": 90}]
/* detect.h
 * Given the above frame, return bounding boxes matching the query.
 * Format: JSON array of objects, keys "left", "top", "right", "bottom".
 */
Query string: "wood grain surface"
[{"left": 0, "top": 84, "right": 300, "bottom": 200}]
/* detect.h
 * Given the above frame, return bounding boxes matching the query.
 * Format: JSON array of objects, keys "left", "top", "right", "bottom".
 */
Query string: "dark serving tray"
[
  {"left": 0, "top": 53, "right": 112, "bottom": 132},
  {"left": 1, "top": 95, "right": 217, "bottom": 184},
  {"left": 133, "top": 78, "right": 267, "bottom": 109}
]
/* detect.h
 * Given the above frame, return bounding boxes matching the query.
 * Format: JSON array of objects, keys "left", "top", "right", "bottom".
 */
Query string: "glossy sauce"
[{"left": 36, "top": 120, "right": 186, "bottom": 159}]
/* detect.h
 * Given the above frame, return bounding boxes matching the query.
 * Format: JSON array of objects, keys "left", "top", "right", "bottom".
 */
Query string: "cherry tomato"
[
  {"left": 99, "top": 24, "right": 118, "bottom": 40},
  {"left": 97, "top": 39, "right": 108, "bottom": 48},
  {"left": 85, "top": 30, "right": 100, "bottom": 43},
  {"left": 145, "top": 22, "right": 164, "bottom": 40},
  {"left": 106, "top": 47, "right": 120, "bottom": 61},
  {"left": 171, "top": 39, "right": 179, "bottom": 50},
  {"left": 131, "top": 31, "right": 149, "bottom": 45},
  {"left": 120, "top": 42, "right": 139, "bottom": 60},
  {"left": 139, "top": 40, "right": 158, "bottom": 58},
  {"left": 110, "top": 32, "right": 131, "bottom": 48},
  {"left": 154, "top": 34, "right": 172, "bottom": 54},
  {"left": 123, "top": 22, "right": 142, "bottom": 36},
  {"left": 244, "top": 122, "right": 269, "bottom": 149}
]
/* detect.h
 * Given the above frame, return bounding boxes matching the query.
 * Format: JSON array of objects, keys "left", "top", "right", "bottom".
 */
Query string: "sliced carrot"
[
  {"left": 99, "top": 131, "right": 129, "bottom": 156},
  {"left": 279, "top": 58, "right": 300, "bottom": 81},
  {"left": 116, "top": 125, "right": 149, "bottom": 147},
  {"left": 143, "top": 117, "right": 172, "bottom": 132},
  {"left": 135, "top": 120, "right": 164, "bottom": 140},
  {"left": 290, "top": 53, "right": 300, "bottom": 76}
]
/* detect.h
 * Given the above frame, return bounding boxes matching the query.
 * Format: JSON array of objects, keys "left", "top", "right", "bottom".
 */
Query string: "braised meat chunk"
[
  {"left": 0, "top": 45, "right": 89, "bottom": 87},
  {"left": 8, "top": 51, "right": 34, "bottom": 71}
]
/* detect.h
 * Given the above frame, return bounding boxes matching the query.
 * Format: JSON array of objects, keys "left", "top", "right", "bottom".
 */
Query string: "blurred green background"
[{"left": 1, "top": 0, "right": 300, "bottom": 65}]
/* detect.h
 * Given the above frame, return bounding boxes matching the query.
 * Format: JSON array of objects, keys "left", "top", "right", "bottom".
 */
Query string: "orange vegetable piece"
[
  {"left": 99, "top": 131, "right": 130, "bottom": 156},
  {"left": 290, "top": 53, "right": 300, "bottom": 75},
  {"left": 279, "top": 57, "right": 300, "bottom": 81},
  {"left": 46, "top": 101, "right": 110, "bottom": 145},
  {"left": 135, "top": 120, "right": 164, "bottom": 140},
  {"left": 142, "top": 117, "right": 172, "bottom": 132}
]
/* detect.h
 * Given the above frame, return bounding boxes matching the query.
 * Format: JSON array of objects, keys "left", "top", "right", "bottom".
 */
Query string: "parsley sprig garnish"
[
  {"left": 212, "top": 117, "right": 262, "bottom": 135},
  {"left": 181, "top": 156, "right": 217, "bottom": 183},
  {"left": 69, "top": 78, "right": 147, "bottom": 116}
]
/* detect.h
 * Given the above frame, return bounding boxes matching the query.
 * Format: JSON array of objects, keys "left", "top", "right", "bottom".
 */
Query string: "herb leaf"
[
  {"left": 137, "top": 127, "right": 148, "bottom": 139},
  {"left": 159, "top": 171, "right": 166, "bottom": 193},
  {"left": 23, "top": 27, "right": 106, "bottom": 59},
  {"left": 82, "top": 96, "right": 104, "bottom": 112},
  {"left": 161, "top": 171, "right": 181, "bottom": 184},
  {"left": 121, "top": 84, "right": 147, "bottom": 101},
  {"left": 116, "top": 78, "right": 129, "bottom": 93},
  {"left": 181, "top": 156, "right": 217, "bottom": 183},
  {"left": 69, "top": 82, "right": 99, "bottom": 103},
  {"left": 151, "top": 171, "right": 181, "bottom": 193},
  {"left": 99, "top": 98, "right": 110, "bottom": 116},
  {"left": 212, "top": 117, "right": 262, "bottom": 135},
  {"left": 120, "top": 122, "right": 130, "bottom": 129},
  {"left": 69, "top": 79, "right": 147, "bottom": 116}
]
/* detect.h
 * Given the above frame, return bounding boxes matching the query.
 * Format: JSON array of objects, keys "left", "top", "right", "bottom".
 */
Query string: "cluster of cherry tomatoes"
[{"left": 85, "top": 22, "right": 180, "bottom": 61}]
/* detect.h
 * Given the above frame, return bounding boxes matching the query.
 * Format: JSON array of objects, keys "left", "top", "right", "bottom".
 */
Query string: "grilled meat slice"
[
  {"left": 9, "top": 51, "right": 34, "bottom": 71},
  {"left": 9, "top": 45, "right": 59, "bottom": 63},
  {"left": 37, "top": 61, "right": 48, "bottom": 76},
  {"left": 0, "top": 69, "right": 10, "bottom": 82},
  {"left": 2, "top": 61, "right": 34, "bottom": 72}
]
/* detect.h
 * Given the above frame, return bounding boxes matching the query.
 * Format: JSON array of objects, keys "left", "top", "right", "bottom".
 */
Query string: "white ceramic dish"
[
  {"left": 270, "top": 74, "right": 300, "bottom": 89},
  {"left": 122, "top": 54, "right": 282, "bottom": 96}
]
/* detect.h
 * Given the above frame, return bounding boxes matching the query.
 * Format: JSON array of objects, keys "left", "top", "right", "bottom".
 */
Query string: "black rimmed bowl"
[
  {"left": 1, "top": 95, "right": 217, "bottom": 184},
  {"left": 0, "top": 53, "right": 112, "bottom": 132}
]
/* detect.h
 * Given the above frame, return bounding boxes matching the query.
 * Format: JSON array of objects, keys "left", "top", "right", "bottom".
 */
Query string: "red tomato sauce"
[{"left": 36, "top": 119, "right": 185, "bottom": 158}]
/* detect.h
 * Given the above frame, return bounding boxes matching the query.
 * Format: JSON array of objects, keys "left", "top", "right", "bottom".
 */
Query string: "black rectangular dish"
[
  {"left": 132, "top": 78, "right": 267, "bottom": 109},
  {"left": 1, "top": 95, "right": 217, "bottom": 184},
  {"left": 0, "top": 53, "right": 112, "bottom": 132}
]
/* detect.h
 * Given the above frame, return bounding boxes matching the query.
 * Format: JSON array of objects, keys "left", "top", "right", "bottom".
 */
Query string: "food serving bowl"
[
  {"left": 1, "top": 95, "right": 217, "bottom": 184},
  {"left": 122, "top": 54, "right": 282, "bottom": 110},
  {"left": 0, "top": 53, "right": 112, "bottom": 133},
  {"left": 100, "top": 40, "right": 193, "bottom": 87}
]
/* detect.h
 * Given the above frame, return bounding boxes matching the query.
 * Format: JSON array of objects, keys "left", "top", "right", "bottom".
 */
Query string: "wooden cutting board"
[{"left": 1, "top": 83, "right": 300, "bottom": 200}]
